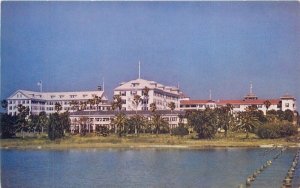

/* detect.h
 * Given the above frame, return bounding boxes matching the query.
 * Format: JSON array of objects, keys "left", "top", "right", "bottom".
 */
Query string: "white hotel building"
[
  {"left": 114, "top": 78, "right": 183, "bottom": 111},
  {"left": 6, "top": 90, "right": 109, "bottom": 116}
]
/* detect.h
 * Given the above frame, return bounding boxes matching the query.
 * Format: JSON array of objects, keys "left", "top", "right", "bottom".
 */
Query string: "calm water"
[{"left": 1, "top": 148, "right": 300, "bottom": 188}]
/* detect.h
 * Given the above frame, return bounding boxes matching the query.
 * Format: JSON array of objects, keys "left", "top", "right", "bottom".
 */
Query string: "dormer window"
[
  {"left": 51, "top": 95, "right": 55, "bottom": 99},
  {"left": 83, "top": 94, "right": 88, "bottom": 98},
  {"left": 70, "top": 95, "right": 77, "bottom": 98},
  {"left": 131, "top": 83, "right": 140, "bottom": 87},
  {"left": 59, "top": 95, "right": 64, "bottom": 98}
]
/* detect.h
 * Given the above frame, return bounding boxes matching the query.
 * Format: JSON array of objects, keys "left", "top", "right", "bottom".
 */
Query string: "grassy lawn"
[{"left": 1, "top": 132, "right": 300, "bottom": 149}]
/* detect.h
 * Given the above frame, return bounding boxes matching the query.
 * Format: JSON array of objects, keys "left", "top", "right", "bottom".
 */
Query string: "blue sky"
[{"left": 1, "top": 2, "right": 300, "bottom": 101}]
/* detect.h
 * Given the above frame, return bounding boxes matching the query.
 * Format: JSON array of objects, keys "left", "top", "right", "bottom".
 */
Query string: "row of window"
[
  {"left": 50, "top": 94, "right": 96, "bottom": 99},
  {"left": 180, "top": 104, "right": 288, "bottom": 109},
  {"left": 153, "top": 91, "right": 178, "bottom": 101},
  {"left": 162, "top": 117, "right": 178, "bottom": 122},
  {"left": 8, "top": 100, "right": 30, "bottom": 104}
]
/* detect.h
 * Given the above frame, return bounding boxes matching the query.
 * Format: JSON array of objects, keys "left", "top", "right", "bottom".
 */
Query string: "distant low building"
[
  {"left": 69, "top": 110, "right": 185, "bottom": 133},
  {"left": 6, "top": 90, "right": 109, "bottom": 115},
  {"left": 180, "top": 86, "right": 296, "bottom": 115}
]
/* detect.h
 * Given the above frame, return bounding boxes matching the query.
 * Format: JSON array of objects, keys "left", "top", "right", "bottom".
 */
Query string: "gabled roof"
[
  {"left": 7, "top": 90, "right": 107, "bottom": 101},
  {"left": 114, "top": 78, "right": 180, "bottom": 95}
]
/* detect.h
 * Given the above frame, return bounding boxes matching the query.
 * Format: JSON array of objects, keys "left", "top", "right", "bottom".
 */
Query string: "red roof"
[
  {"left": 180, "top": 99, "right": 280, "bottom": 105},
  {"left": 180, "top": 100, "right": 212, "bottom": 105},
  {"left": 217, "top": 99, "right": 280, "bottom": 105}
]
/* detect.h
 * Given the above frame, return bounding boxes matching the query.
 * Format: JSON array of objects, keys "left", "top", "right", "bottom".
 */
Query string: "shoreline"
[
  {"left": 1, "top": 133, "right": 300, "bottom": 150},
  {"left": 1, "top": 141, "right": 300, "bottom": 151}
]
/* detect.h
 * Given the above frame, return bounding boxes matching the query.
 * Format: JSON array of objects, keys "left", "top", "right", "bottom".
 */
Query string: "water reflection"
[{"left": 1, "top": 148, "right": 299, "bottom": 188}]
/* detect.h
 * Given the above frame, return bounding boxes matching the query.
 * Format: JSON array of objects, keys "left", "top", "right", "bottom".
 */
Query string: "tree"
[
  {"left": 263, "top": 100, "right": 271, "bottom": 113},
  {"left": 150, "top": 102, "right": 157, "bottom": 113},
  {"left": 80, "top": 101, "right": 87, "bottom": 111},
  {"left": 1, "top": 99, "right": 8, "bottom": 110},
  {"left": 47, "top": 112, "right": 70, "bottom": 140},
  {"left": 111, "top": 113, "right": 127, "bottom": 137},
  {"left": 171, "top": 123, "right": 189, "bottom": 137},
  {"left": 78, "top": 117, "right": 89, "bottom": 136},
  {"left": 93, "top": 95, "right": 102, "bottom": 111},
  {"left": 284, "top": 109, "right": 294, "bottom": 122},
  {"left": 87, "top": 99, "right": 95, "bottom": 111},
  {"left": 0, "top": 113, "right": 18, "bottom": 138},
  {"left": 69, "top": 100, "right": 79, "bottom": 112},
  {"left": 38, "top": 111, "right": 48, "bottom": 134},
  {"left": 187, "top": 108, "right": 218, "bottom": 139},
  {"left": 60, "top": 111, "right": 71, "bottom": 133},
  {"left": 132, "top": 94, "right": 141, "bottom": 134},
  {"left": 127, "top": 115, "right": 145, "bottom": 134},
  {"left": 168, "top": 102, "right": 176, "bottom": 111},
  {"left": 142, "top": 87, "right": 150, "bottom": 110},
  {"left": 111, "top": 95, "right": 123, "bottom": 111},
  {"left": 215, "top": 105, "right": 233, "bottom": 138},
  {"left": 224, "top": 104, "right": 234, "bottom": 137},
  {"left": 151, "top": 113, "right": 169, "bottom": 134},
  {"left": 17, "top": 104, "right": 30, "bottom": 138},
  {"left": 86, "top": 99, "right": 94, "bottom": 133},
  {"left": 28, "top": 114, "right": 40, "bottom": 133},
  {"left": 235, "top": 110, "right": 260, "bottom": 138},
  {"left": 95, "top": 125, "right": 109, "bottom": 136},
  {"left": 55, "top": 102, "right": 62, "bottom": 113},
  {"left": 48, "top": 113, "right": 64, "bottom": 140}
]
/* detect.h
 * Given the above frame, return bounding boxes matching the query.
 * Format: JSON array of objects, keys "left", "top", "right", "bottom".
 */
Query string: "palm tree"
[
  {"left": 150, "top": 102, "right": 157, "bottom": 113},
  {"left": 69, "top": 100, "right": 79, "bottom": 112},
  {"left": 86, "top": 99, "right": 96, "bottom": 133},
  {"left": 55, "top": 102, "right": 62, "bottom": 113},
  {"left": 38, "top": 111, "right": 48, "bottom": 134},
  {"left": 111, "top": 95, "right": 123, "bottom": 111},
  {"left": 111, "top": 113, "right": 127, "bottom": 136},
  {"left": 93, "top": 95, "right": 102, "bottom": 111},
  {"left": 132, "top": 94, "right": 141, "bottom": 134},
  {"left": 149, "top": 102, "right": 157, "bottom": 134},
  {"left": 167, "top": 102, "right": 176, "bottom": 134},
  {"left": 236, "top": 111, "right": 260, "bottom": 138},
  {"left": 17, "top": 104, "right": 30, "bottom": 138},
  {"left": 78, "top": 117, "right": 89, "bottom": 136},
  {"left": 168, "top": 102, "right": 176, "bottom": 111},
  {"left": 1, "top": 99, "right": 8, "bottom": 110},
  {"left": 151, "top": 113, "right": 169, "bottom": 135},
  {"left": 80, "top": 101, "right": 87, "bottom": 111},
  {"left": 142, "top": 87, "right": 150, "bottom": 110},
  {"left": 221, "top": 104, "right": 234, "bottom": 137},
  {"left": 87, "top": 99, "right": 95, "bottom": 110},
  {"left": 263, "top": 100, "right": 271, "bottom": 114}
]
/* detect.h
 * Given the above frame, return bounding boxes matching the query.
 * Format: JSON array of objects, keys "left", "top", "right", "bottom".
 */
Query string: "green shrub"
[
  {"left": 256, "top": 123, "right": 297, "bottom": 139},
  {"left": 171, "top": 124, "right": 189, "bottom": 137}
]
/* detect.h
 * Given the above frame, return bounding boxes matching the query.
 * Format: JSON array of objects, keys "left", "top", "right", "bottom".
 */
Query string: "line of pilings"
[
  {"left": 281, "top": 149, "right": 300, "bottom": 188},
  {"left": 238, "top": 146, "right": 287, "bottom": 188}
]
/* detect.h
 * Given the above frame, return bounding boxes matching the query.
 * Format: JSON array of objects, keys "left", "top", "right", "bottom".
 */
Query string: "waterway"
[{"left": 1, "top": 148, "right": 299, "bottom": 188}]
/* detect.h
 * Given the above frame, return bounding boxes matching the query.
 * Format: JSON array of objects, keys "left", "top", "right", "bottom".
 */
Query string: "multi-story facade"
[
  {"left": 6, "top": 90, "right": 109, "bottom": 116},
  {"left": 113, "top": 78, "right": 182, "bottom": 111}
]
